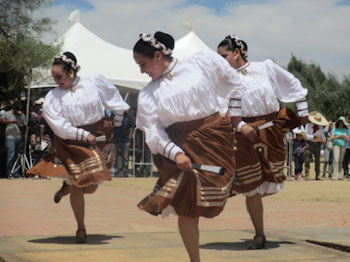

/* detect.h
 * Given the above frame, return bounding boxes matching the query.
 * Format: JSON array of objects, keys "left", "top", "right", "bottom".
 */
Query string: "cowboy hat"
[
  {"left": 293, "top": 127, "right": 306, "bottom": 139},
  {"left": 336, "top": 116, "right": 350, "bottom": 126},
  {"left": 34, "top": 97, "right": 45, "bottom": 105},
  {"left": 308, "top": 111, "right": 328, "bottom": 126}
]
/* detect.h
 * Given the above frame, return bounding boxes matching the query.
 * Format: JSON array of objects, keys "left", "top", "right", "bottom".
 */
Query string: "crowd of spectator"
[
  {"left": 291, "top": 111, "right": 350, "bottom": 181},
  {"left": 0, "top": 97, "right": 53, "bottom": 178}
]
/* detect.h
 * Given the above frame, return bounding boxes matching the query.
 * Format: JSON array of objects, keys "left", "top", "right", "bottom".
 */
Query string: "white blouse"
[
  {"left": 238, "top": 59, "right": 308, "bottom": 118},
  {"left": 43, "top": 74, "right": 129, "bottom": 140},
  {"left": 136, "top": 50, "right": 244, "bottom": 160}
]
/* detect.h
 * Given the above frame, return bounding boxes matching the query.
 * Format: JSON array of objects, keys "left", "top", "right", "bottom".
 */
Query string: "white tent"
[
  {"left": 174, "top": 31, "right": 211, "bottom": 59},
  {"left": 31, "top": 22, "right": 211, "bottom": 93},
  {"left": 55, "top": 22, "right": 149, "bottom": 92}
]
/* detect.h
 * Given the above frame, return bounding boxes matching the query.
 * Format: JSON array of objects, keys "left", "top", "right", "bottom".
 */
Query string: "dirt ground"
[
  {"left": 1, "top": 162, "right": 350, "bottom": 262},
  {"left": 1, "top": 167, "right": 349, "bottom": 238}
]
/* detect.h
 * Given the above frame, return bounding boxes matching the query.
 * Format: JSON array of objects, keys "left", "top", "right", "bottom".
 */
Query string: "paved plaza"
[{"left": 0, "top": 177, "right": 350, "bottom": 261}]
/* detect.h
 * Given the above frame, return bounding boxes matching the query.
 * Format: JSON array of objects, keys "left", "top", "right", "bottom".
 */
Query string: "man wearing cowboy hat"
[
  {"left": 32, "top": 98, "right": 44, "bottom": 119},
  {"left": 304, "top": 111, "right": 328, "bottom": 180}
]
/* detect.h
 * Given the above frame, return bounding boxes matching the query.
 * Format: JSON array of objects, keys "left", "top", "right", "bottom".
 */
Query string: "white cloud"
[{"left": 42, "top": 0, "right": 350, "bottom": 79}]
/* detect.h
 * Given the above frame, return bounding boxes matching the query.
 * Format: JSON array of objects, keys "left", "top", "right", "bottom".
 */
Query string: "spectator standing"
[
  {"left": 113, "top": 110, "right": 135, "bottom": 177},
  {"left": 0, "top": 101, "right": 9, "bottom": 178},
  {"left": 0, "top": 101, "right": 25, "bottom": 177},
  {"left": 0, "top": 101, "right": 8, "bottom": 116},
  {"left": 292, "top": 127, "right": 309, "bottom": 181},
  {"left": 30, "top": 119, "right": 53, "bottom": 166},
  {"left": 342, "top": 116, "right": 350, "bottom": 178},
  {"left": 305, "top": 111, "right": 327, "bottom": 180},
  {"left": 323, "top": 121, "right": 334, "bottom": 178},
  {"left": 31, "top": 98, "right": 44, "bottom": 119},
  {"left": 28, "top": 98, "right": 45, "bottom": 145},
  {"left": 331, "top": 116, "right": 349, "bottom": 180}
]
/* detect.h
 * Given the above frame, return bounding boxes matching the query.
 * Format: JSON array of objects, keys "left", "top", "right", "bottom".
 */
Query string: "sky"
[{"left": 39, "top": 0, "right": 350, "bottom": 80}]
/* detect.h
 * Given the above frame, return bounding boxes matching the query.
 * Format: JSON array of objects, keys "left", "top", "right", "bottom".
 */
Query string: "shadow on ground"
[
  {"left": 200, "top": 239, "right": 296, "bottom": 251},
  {"left": 27, "top": 234, "right": 123, "bottom": 245}
]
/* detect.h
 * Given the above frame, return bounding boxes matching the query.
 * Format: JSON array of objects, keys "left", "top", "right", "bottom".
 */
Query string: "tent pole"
[{"left": 23, "top": 71, "right": 32, "bottom": 175}]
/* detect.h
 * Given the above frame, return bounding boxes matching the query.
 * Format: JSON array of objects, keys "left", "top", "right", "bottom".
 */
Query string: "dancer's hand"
[
  {"left": 175, "top": 153, "right": 192, "bottom": 171},
  {"left": 241, "top": 124, "right": 256, "bottom": 142},
  {"left": 87, "top": 133, "right": 96, "bottom": 146}
]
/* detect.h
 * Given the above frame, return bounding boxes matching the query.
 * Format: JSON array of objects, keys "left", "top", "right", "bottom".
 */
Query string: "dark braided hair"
[
  {"left": 133, "top": 31, "right": 174, "bottom": 58},
  {"left": 218, "top": 34, "right": 248, "bottom": 60},
  {"left": 52, "top": 51, "right": 80, "bottom": 74}
]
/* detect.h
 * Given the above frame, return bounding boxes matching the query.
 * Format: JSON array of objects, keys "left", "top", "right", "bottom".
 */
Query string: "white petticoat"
[{"left": 232, "top": 181, "right": 284, "bottom": 197}]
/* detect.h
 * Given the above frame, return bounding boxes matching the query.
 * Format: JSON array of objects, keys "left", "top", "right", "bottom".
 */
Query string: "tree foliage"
[
  {"left": 0, "top": 0, "right": 59, "bottom": 99},
  {"left": 287, "top": 55, "right": 350, "bottom": 121}
]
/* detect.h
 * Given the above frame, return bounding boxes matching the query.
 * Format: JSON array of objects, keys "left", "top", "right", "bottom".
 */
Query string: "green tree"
[
  {"left": 0, "top": 0, "right": 59, "bottom": 99},
  {"left": 287, "top": 55, "right": 350, "bottom": 121}
]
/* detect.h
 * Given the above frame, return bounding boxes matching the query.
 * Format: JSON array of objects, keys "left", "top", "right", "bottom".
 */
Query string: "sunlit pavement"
[{"left": 0, "top": 178, "right": 349, "bottom": 261}]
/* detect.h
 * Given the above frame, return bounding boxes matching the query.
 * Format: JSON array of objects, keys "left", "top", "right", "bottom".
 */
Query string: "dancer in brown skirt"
[
  {"left": 27, "top": 52, "right": 129, "bottom": 243},
  {"left": 133, "top": 31, "right": 245, "bottom": 262},
  {"left": 217, "top": 35, "right": 309, "bottom": 249}
]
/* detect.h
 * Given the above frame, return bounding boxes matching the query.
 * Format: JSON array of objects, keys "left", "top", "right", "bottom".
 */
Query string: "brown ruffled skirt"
[
  {"left": 138, "top": 112, "right": 236, "bottom": 218},
  {"left": 27, "top": 118, "right": 114, "bottom": 188},
  {"left": 231, "top": 107, "right": 300, "bottom": 195}
]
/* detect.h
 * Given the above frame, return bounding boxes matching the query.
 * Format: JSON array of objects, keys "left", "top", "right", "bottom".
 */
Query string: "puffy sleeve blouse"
[
  {"left": 43, "top": 74, "right": 129, "bottom": 140},
  {"left": 136, "top": 50, "right": 244, "bottom": 160},
  {"left": 239, "top": 59, "right": 308, "bottom": 117}
]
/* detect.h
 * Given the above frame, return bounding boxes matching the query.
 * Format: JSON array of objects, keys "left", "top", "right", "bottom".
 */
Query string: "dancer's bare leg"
[
  {"left": 246, "top": 193, "right": 264, "bottom": 240},
  {"left": 178, "top": 215, "right": 200, "bottom": 262},
  {"left": 70, "top": 184, "right": 98, "bottom": 230}
]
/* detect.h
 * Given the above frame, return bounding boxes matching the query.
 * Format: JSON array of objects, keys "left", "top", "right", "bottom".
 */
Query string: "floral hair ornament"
[
  {"left": 140, "top": 33, "right": 173, "bottom": 56},
  {"left": 225, "top": 34, "right": 248, "bottom": 59},
  {"left": 54, "top": 54, "right": 81, "bottom": 71}
]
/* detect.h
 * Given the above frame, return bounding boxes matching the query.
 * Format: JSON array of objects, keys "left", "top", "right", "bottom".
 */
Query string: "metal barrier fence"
[
  {"left": 284, "top": 132, "right": 294, "bottom": 180},
  {"left": 131, "top": 128, "right": 294, "bottom": 179},
  {"left": 131, "top": 128, "right": 155, "bottom": 177}
]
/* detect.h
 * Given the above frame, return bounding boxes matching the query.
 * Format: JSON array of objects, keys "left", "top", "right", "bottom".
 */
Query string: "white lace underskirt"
[{"left": 232, "top": 181, "right": 284, "bottom": 197}]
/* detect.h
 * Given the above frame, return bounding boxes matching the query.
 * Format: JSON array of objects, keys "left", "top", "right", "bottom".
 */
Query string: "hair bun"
[
  {"left": 154, "top": 31, "right": 174, "bottom": 50},
  {"left": 54, "top": 51, "right": 80, "bottom": 72},
  {"left": 63, "top": 51, "right": 77, "bottom": 64}
]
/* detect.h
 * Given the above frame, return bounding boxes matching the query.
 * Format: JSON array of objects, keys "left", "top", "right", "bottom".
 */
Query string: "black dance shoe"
[
  {"left": 75, "top": 228, "right": 87, "bottom": 244},
  {"left": 53, "top": 181, "right": 70, "bottom": 204},
  {"left": 248, "top": 234, "right": 266, "bottom": 250}
]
